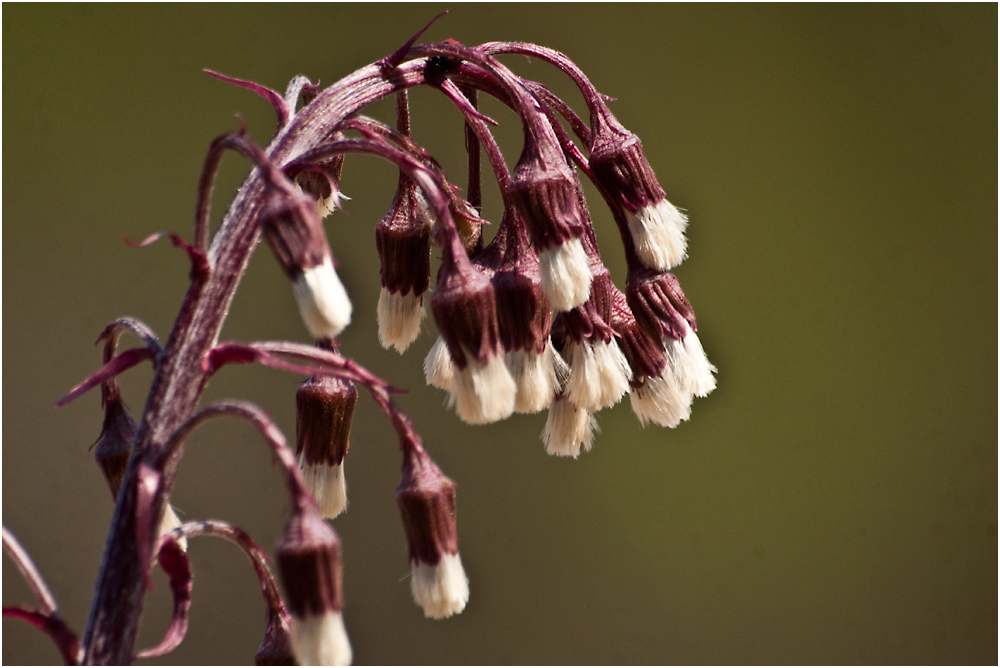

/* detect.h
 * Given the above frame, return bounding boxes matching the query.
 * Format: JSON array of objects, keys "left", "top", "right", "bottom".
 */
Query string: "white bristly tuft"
[
  {"left": 410, "top": 552, "right": 470, "bottom": 619},
  {"left": 377, "top": 288, "right": 425, "bottom": 353},
  {"left": 424, "top": 337, "right": 454, "bottom": 390},
  {"left": 664, "top": 323, "right": 717, "bottom": 398},
  {"left": 542, "top": 397, "right": 599, "bottom": 458},
  {"left": 316, "top": 191, "right": 350, "bottom": 219},
  {"left": 505, "top": 342, "right": 560, "bottom": 414},
  {"left": 157, "top": 503, "right": 187, "bottom": 551},
  {"left": 293, "top": 258, "right": 352, "bottom": 340},
  {"left": 290, "top": 610, "right": 352, "bottom": 666},
  {"left": 629, "top": 373, "right": 693, "bottom": 428},
  {"left": 537, "top": 238, "right": 592, "bottom": 311},
  {"left": 447, "top": 350, "right": 516, "bottom": 425},
  {"left": 627, "top": 199, "right": 688, "bottom": 271},
  {"left": 300, "top": 461, "right": 347, "bottom": 520},
  {"left": 564, "top": 338, "right": 632, "bottom": 412}
]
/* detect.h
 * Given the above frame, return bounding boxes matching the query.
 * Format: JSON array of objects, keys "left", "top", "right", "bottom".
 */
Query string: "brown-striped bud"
[
  {"left": 429, "top": 252, "right": 515, "bottom": 424},
  {"left": 93, "top": 393, "right": 136, "bottom": 499},
  {"left": 277, "top": 509, "right": 351, "bottom": 666},
  {"left": 375, "top": 177, "right": 432, "bottom": 353},
  {"left": 263, "top": 192, "right": 352, "bottom": 340},
  {"left": 396, "top": 444, "right": 469, "bottom": 619},
  {"left": 590, "top": 128, "right": 688, "bottom": 271},
  {"left": 296, "top": 374, "right": 358, "bottom": 520},
  {"left": 509, "top": 156, "right": 592, "bottom": 311}
]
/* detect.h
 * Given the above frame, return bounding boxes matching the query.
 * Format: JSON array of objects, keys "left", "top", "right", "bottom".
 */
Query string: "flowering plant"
[{"left": 3, "top": 17, "right": 715, "bottom": 665}]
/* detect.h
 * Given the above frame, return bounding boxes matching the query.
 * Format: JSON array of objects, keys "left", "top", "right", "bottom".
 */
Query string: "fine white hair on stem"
[
  {"left": 629, "top": 373, "right": 693, "bottom": 428},
  {"left": 537, "top": 238, "right": 592, "bottom": 311},
  {"left": 410, "top": 552, "right": 470, "bottom": 620},
  {"left": 289, "top": 610, "right": 352, "bottom": 667},
  {"left": 563, "top": 338, "right": 632, "bottom": 412},
  {"left": 377, "top": 287, "right": 425, "bottom": 353},
  {"left": 293, "top": 257, "right": 352, "bottom": 340},
  {"left": 542, "top": 397, "right": 599, "bottom": 458},
  {"left": 424, "top": 336, "right": 455, "bottom": 391},
  {"left": 627, "top": 199, "right": 688, "bottom": 271},
  {"left": 300, "top": 461, "right": 348, "bottom": 520},
  {"left": 505, "top": 341, "right": 560, "bottom": 414},
  {"left": 446, "top": 349, "right": 516, "bottom": 425}
]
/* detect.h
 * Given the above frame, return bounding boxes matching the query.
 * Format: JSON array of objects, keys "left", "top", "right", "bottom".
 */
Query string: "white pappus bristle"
[
  {"left": 410, "top": 552, "right": 470, "bottom": 620},
  {"left": 300, "top": 461, "right": 348, "bottom": 520},
  {"left": 290, "top": 609, "right": 352, "bottom": 666},
  {"left": 627, "top": 199, "right": 689, "bottom": 271},
  {"left": 564, "top": 338, "right": 631, "bottom": 412},
  {"left": 629, "top": 373, "right": 693, "bottom": 428},
  {"left": 316, "top": 190, "right": 350, "bottom": 220},
  {"left": 424, "top": 336, "right": 455, "bottom": 390},
  {"left": 377, "top": 287, "right": 425, "bottom": 353},
  {"left": 537, "top": 238, "right": 592, "bottom": 311},
  {"left": 157, "top": 503, "right": 187, "bottom": 551},
  {"left": 664, "top": 323, "right": 717, "bottom": 398},
  {"left": 505, "top": 342, "right": 560, "bottom": 414},
  {"left": 542, "top": 397, "right": 599, "bottom": 458},
  {"left": 447, "top": 349, "right": 516, "bottom": 425},
  {"left": 293, "top": 258, "right": 352, "bottom": 340}
]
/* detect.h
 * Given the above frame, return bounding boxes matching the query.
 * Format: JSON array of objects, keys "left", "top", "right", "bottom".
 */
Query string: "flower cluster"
[{"left": 41, "top": 25, "right": 716, "bottom": 667}]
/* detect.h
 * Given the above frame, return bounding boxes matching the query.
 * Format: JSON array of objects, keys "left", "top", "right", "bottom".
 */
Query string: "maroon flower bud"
[
  {"left": 396, "top": 443, "right": 468, "bottom": 619},
  {"left": 429, "top": 249, "right": 515, "bottom": 424},
  {"left": 625, "top": 268, "right": 716, "bottom": 406},
  {"left": 253, "top": 611, "right": 295, "bottom": 666},
  {"left": 590, "top": 122, "right": 688, "bottom": 271},
  {"left": 277, "top": 508, "right": 351, "bottom": 666},
  {"left": 508, "top": 133, "right": 592, "bottom": 311},
  {"left": 555, "top": 271, "right": 631, "bottom": 412},
  {"left": 296, "top": 373, "right": 358, "bottom": 519},
  {"left": 375, "top": 175, "right": 432, "bottom": 353},
  {"left": 489, "top": 215, "right": 560, "bottom": 414},
  {"left": 296, "top": 154, "right": 346, "bottom": 219},
  {"left": 262, "top": 191, "right": 351, "bottom": 340},
  {"left": 93, "top": 392, "right": 137, "bottom": 499}
]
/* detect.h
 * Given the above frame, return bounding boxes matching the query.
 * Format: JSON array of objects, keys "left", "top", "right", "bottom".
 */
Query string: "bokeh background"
[{"left": 3, "top": 4, "right": 996, "bottom": 665}]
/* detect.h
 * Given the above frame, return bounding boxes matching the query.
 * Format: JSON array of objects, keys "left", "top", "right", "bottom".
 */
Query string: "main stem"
[{"left": 81, "top": 61, "right": 424, "bottom": 665}]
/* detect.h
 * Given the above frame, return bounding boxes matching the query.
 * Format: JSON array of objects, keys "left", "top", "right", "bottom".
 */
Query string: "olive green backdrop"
[{"left": 3, "top": 4, "right": 996, "bottom": 665}]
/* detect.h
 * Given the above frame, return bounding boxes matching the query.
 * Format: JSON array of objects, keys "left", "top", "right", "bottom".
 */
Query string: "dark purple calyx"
[
  {"left": 625, "top": 266, "right": 697, "bottom": 343},
  {"left": 610, "top": 288, "right": 667, "bottom": 386},
  {"left": 557, "top": 270, "right": 616, "bottom": 345},
  {"left": 277, "top": 510, "right": 343, "bottom": 617},
  {"left": 430, "top": 247, "right": 501, "bottom": 370},
  {"left": 261, "top": 192, "right": 331, "bottom": 278},
  {"left": 589, "top": 132, "right": 666, "bottom": 215},
  {"left": 376, "top": 176, "right": 432, "bottom": 297},
  {"left": 295, "top": 374, "right": 357, "bottom": 468},
  {"left": 396, "top": 446, "right": 458, "bottom": 566}
]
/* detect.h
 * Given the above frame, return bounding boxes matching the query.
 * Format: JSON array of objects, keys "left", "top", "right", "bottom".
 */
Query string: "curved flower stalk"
[{"left": 36, "top": 22, "right": 717, "bottom": 665}]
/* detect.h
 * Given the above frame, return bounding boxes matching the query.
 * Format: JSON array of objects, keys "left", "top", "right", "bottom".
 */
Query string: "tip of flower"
[
  {"left": 538, "top": 238, "right": 592, "bottom": 311},
  {"left": 628, "top": 199, "right": 688, "bottom": 271},
  {"left": 505, "top": 343, "right": 560, "bottom": 414},
  {"left": 447, "top": 352, "right": 516, "bottom": 425},
  {"left": 665, "top": 325, "right": 717, "bottom": 398},
  {"left": 411, "top": 552, "right": 470, "bottom": 619},
  {"left": 542, "top": 397, "right": 599, "bottom": 458},
  {"left": 377, "top": 288, "right": 425, "bottom": 353},
  {"left": 301, "top": 461, "right": 348, "bottom": 520},
  {"left": 293, "top": 258, "right": 352, "bottom": 340},
  {"left": 629, "top": 374, "right": 692, "bottom": 428},
  {"left": 564, "top": 339, "right": 632, "bottom": 412},
  {"left": 424, "top": 336, "right": 455, "bottom": 390},
  {"left": 290, "top": 610, "right": 352, "bottom": 666}
]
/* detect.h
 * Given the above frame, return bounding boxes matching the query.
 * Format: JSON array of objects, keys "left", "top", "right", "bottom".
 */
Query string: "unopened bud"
[
  {"left": 296, "top": 374, "right": 358, "bottom": 519},
  {"left": 93, "top": 394, "right": 136, "bottom": 499},
  {"left": 396, "top": 444, "right": 469, "bottom": 619},
  {"left": 277, "top": 509, "right": 351, "bottom": 666}
]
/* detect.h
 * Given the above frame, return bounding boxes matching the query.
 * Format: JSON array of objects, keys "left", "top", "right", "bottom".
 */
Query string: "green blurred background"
[{"left": 3, "top": 4, "right": 996, "bottom": 665}]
